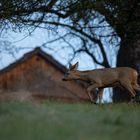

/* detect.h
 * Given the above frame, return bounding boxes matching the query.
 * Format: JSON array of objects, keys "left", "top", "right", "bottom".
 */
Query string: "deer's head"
[{"left": 62, "top": 62, "right": 79, "bottom": 81}]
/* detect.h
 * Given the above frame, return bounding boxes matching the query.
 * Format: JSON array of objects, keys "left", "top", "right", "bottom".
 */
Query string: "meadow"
[{"left": 0, "top": 101, "right": 140, "bottom": 140}]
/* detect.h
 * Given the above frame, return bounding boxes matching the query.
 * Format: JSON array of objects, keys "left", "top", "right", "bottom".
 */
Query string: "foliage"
[
  {"left": 0, "top": 0, "right": 139, "bottom": 67},
  {"left": 0, "top": 0, "right": 120, "bottom": 67}
]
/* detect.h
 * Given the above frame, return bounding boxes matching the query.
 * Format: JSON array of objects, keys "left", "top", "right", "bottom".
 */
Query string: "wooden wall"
[{"left": 0, "top": 54, "right": 89, "bottom": 102}]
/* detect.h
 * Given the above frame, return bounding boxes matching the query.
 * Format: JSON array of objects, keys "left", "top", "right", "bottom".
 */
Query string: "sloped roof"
[{"left": 0, "top": 47, "right": 67, "bottom": 75}]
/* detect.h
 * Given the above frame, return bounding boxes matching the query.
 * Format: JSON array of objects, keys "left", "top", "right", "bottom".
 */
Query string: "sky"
[
  {"left": 0, "top": 27, "right": 120, "bottom": 103},
  {"left": 0, "top": 28, "right": 96, "bottom": 70}
]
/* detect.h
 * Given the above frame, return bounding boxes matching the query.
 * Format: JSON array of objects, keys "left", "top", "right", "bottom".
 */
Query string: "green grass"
[{"left": 0, "top": 101, "right": 140, "bottom": 140}]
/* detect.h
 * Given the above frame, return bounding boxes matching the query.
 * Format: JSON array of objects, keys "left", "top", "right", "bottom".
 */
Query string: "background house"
[{"left": 0, "top": 47, "right": 89, "bottom": 102}]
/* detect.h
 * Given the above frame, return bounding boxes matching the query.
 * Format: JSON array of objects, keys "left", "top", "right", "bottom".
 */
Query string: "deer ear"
[
  {"left": 74, "top": 62, "right": 79, "bottom": 70},
  {"left": 70, "top": 62, "right": 79, "bottom": 70}
]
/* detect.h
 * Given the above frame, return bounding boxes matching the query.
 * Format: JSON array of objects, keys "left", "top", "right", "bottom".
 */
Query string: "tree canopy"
[{"left": 0, "top": 0, "right": 125, "bottom": 67}]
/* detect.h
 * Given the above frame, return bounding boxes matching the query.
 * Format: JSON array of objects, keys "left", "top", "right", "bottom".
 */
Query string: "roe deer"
[{"left": 62, "top": 62, "right": 140, "bottom": 104}]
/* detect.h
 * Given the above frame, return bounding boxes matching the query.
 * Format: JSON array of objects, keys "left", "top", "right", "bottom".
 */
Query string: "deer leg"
[
  {"left": 132, "top": 83, "right": 140, "bottom": 92},
  {"left": 98, "top": 88, "right": 104, "bottom": 104},
  {"left": 87, "top": 84, "right": 98, "bottom": 103},
  {"left": 87, "top": 86, "right": 94, "bottom": 103},
  {"left": 120, "top": 81, "right": 136, "bottom": 102},
  {"left": 132, "top": 74, "right": 140, "bottom": 92},
  {"left": 92, "top": 90, "right": 98, "bottom": 103}
]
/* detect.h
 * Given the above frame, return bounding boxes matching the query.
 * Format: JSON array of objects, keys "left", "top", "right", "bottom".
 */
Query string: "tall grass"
[{"left": 0, "top": 101, "right": 140, "bottom": 140}]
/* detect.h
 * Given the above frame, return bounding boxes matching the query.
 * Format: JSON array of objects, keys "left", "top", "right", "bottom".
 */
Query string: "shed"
[{"left": 0, "top": 47, "right": 88, "bottom": 102}]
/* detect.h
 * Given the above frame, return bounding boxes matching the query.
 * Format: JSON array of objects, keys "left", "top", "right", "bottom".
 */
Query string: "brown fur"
[{"left": 62, "top": 62, "right": 140, "bottom": 104}]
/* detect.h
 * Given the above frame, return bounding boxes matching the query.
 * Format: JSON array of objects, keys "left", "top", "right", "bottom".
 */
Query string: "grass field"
[{"left": 0, "top": 101, "right": 140, "bottom": 140}]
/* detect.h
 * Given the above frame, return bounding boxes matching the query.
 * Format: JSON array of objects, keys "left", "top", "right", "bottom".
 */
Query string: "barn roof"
[{"left": 0, "top": 47, "right": 67, "bottom": 74}]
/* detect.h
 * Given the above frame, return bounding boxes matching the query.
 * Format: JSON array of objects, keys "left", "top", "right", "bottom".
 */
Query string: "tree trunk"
[
  {"left": 112, "top": 0, "right": 140, "bottom": 102},
  {"left": 113, "top": 36, "right": 140, "bottom": 102}
]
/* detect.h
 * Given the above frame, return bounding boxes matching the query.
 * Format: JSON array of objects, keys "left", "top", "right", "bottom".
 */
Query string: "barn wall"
[{"left": 0, "top": 54, "right": 88, "bottom": 101}]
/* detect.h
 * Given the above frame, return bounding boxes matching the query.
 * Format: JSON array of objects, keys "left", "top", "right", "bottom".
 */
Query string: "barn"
[{"left": 0, "top": 47, "right": 88, "bottom": 102}]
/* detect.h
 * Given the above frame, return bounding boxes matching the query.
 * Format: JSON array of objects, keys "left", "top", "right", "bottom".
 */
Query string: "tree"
[
  {"left": 73, "top": 0, "right": 140, "bottom": 102},
  {"left": 0, "top": 0, "right": 140, "bottom": 102},
  {"left": 0, "top": 0, "right": 116, "bottom": 68}
]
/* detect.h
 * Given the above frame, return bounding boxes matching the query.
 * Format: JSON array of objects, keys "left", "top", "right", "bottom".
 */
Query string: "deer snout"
[
  {"left": 62, "top": 77, "right": 67, "bottom": 81},
  {"left": 62, "top": 73, "right": 69, "bottom": 81},
  {"left": 62, "top": 75, "right": 68, "bottom": 81}
]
